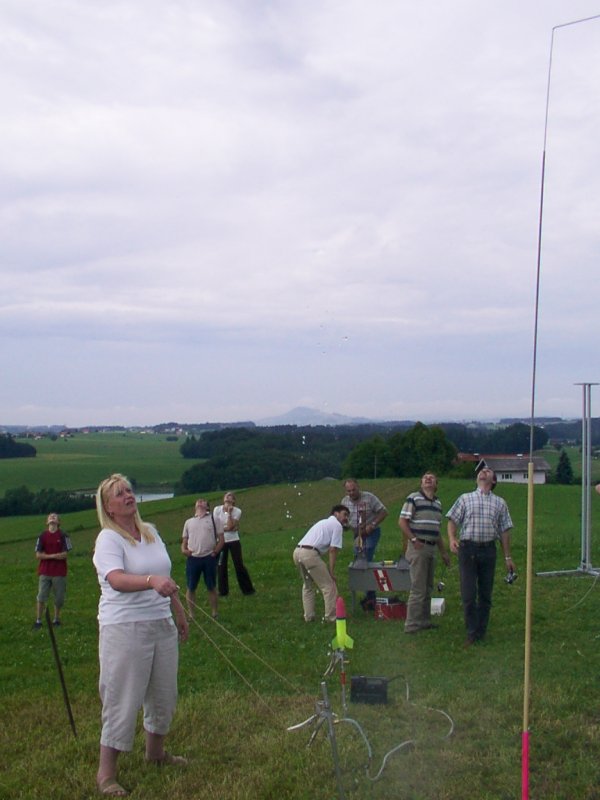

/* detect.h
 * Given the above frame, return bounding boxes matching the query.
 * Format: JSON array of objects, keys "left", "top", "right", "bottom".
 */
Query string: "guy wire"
[
  {"left": 184, "top": 597, "right": 306, "bottom": 699},
  {"left": 562, "top": 571, "right": 600, "bottom": 613},
  {"left": 182, "top": 597, "right": 456, "bottom": 785}
]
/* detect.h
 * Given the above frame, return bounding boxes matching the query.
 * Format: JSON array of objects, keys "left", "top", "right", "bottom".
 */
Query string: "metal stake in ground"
[
  {"left": 45, "top": 607, "right": 77, "bottom": 738},
  {"left": 287, "top": 681, "right": 346, "bottom": 800}
]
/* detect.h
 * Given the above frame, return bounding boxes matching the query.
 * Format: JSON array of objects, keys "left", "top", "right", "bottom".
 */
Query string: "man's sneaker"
[
  {"left": 33, "top": 621, "right": 42, "bottom": 630},
  {"left": 52, "top": 619, "right": 61, "bottom": 626}
]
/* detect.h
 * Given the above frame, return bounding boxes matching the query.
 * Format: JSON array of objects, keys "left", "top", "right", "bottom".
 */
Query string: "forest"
[
  {"left": 0, "top": 485, "right": 95, "bottom": 517},
  {"left": 0, "top": 434, "right": 36, "bottom": 459},
  {"left": 176, "top": 421, "right": 549, "bottom": 493}
]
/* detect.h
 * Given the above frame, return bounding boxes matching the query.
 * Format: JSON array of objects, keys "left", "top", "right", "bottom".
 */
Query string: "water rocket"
[{"left": 331, "top": 596, "right": 353, "bottom": 651}]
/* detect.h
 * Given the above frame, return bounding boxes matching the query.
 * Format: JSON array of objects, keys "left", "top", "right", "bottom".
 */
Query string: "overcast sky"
[{"left": 2, "top": 1, "right": 600, "bottom": 427}]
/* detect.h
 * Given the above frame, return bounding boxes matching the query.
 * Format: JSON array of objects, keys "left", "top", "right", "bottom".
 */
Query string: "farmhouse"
[{"left": 475, "top": 455, "right": 551, "bottom": 485}]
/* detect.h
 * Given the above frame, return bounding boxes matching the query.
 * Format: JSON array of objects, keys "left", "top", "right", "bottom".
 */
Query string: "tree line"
[
  {"left": 175, "top": 421, "right": 549, "bottom": 493},
  {"left": 0, "top": 421, "right": 554, "bottom": 509},
  {"left": 175, "top": 426, "right": 370, "bottom": 494},
  {"left": 0, "top": 434, "right": 36, "bottom": 459},
  {"left": 436, "top": 422, "right": 548, "bottom": 454},
  {"left": 0, "top": 486, "right": 95, "bottom": 517},
  {"left": 540, "top": 417, "right": 600, "bottom": 445},
  {"left": 341, "top": 422, "right": 457, "bottom": 478}
]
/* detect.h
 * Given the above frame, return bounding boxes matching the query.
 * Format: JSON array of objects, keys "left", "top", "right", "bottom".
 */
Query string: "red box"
[{"left": 374, "top": 599, "right": 407, "bottom": 620}]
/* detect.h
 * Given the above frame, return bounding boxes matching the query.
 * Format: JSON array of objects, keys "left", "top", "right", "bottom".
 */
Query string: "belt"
[
  {"left": 417, "top": 539, "right": 437, "bottom": 546},
  {"left": 298, "top": 545, "right": 318, "bottom": 551},
  {"left": 461, "top": 540, "right": 496, "bottom": 547}
]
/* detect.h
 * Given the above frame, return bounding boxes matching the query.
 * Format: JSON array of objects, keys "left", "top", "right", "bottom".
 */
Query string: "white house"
[{"left": 475, "top": 455, "right": 551, "bottom": 485}]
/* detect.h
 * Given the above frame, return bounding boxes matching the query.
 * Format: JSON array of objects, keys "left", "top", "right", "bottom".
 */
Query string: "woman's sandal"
[{"left": 97, "top": 777, "right": 128, "bottom": 796}]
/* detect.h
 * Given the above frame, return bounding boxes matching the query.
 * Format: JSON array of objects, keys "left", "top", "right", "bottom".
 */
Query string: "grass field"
[
  {"left": 1, "top": 477, "right": 600, "bottom": 799},
  {"left": 536, "top": 445, "right": 600, "bottom": 482},
  {"left": 0, "top": 432, "right": 202, "bottom": 494},
  {"left": 1, "top": 435, "right": 594, "bottom": 500}
]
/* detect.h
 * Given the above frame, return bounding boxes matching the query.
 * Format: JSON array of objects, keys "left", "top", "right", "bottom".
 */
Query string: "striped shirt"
[
  {"left": 341, "top": 491, "right": 386, "bottom": 534},
  {"left": 446, "top": 489, "right": 513, "bottom": 543},
  {"left": 399, "top": 491, "right": 442, "bottom": 541}
]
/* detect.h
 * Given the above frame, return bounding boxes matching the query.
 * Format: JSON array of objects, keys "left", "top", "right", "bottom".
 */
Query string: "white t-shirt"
[
  {"left": 298, "top": 515, "right": 344, "bottom": 554},
  {"left": 212, "top": 505, "right": 241, "bottom": 543},
  {"left": 93, "top": 526, "right": 173, "bottom": 625}
]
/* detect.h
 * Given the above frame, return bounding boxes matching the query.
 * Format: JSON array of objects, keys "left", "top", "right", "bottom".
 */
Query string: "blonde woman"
[{"left": 93, "top": 474, "right": 188, "bottom": 797}]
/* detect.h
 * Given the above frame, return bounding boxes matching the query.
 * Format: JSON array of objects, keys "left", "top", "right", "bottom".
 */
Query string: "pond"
[{"left": 135, "top": 493, "right": 174, "bottom": 503}]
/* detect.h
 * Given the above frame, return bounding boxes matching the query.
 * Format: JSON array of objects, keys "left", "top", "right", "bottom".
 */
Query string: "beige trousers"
[
  {"left": 293, "top": 547, "right": 336, "bottom": 621},
  {"left": 99, "top": 618, "right": 178, "bottom": 751}
]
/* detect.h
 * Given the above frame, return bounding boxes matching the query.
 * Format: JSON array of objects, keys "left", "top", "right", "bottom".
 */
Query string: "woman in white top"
[
  {"left": 93, "top": 473, "right": 188, "bottom": 797},
  {"left": 213, "top": 491, "right": 256, "bottom": 597}
]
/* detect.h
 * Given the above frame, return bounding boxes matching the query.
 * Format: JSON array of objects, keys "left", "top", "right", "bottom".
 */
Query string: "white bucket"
[{"left": 431, "top": 597, "right": 446, "bottom": 616}]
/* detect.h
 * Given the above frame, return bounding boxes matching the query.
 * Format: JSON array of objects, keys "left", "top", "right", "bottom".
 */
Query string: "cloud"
[{"left": 1, "top": 0, "right": 599, "bottom": 425}]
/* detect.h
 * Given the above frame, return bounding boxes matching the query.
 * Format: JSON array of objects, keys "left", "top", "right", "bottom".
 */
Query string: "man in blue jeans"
[
  {"left": 446, "top": 468, "right": 515, "bottom": 646},
  {"left": 181, "top": 499, "right": 225, "bottom": 620},
  {"left": 342, "top": 478, "right": 388, "bottom": 610}
]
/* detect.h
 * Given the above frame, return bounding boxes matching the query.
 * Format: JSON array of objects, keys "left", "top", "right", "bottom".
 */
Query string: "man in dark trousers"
[{"left": 446, "top": 468, "right": 515, "bottom": 645}]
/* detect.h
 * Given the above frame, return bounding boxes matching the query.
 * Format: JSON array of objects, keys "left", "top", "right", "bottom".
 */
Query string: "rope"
[
  {"left": 562, "top": 571, "right": 600, "bottom": 613},
  {"left": 182, "top": 599, "right": 456, "bottom": 785},
  {"left": 185, "top": 610, "right": 274, "bottom": 714},
  {"left": 183, "top": 597, "right": 306, "bottom": 700}
]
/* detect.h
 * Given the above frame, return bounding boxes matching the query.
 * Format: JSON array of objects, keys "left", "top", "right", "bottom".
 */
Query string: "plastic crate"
[{"left": 374, "top": 598, "right": 407, "bottom": 620}]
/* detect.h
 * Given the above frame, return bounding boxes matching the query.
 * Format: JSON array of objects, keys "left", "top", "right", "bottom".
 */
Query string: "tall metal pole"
[
  {"left": 585, "top": 384, "right": 593, "bottom": 566},
  {"left": 523, "top": 14, "right": 600, "bottom": 800},
  {"left": 578, "top": 382, "right": 597, "bottom": 570},
  {"left": 581, "top": 384, "right": 589, "bottom": 568},
  {"left": 537, "top": 382, "right": 599, "bottom": 579}
]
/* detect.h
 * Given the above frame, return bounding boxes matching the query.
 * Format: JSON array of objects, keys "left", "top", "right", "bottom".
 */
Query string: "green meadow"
[
  {"left": 0, "top": 432, "right": 201, "bottom": 494},
  {"left": 1, "top": 434, "right": 594, "bottom": 500},
  {"left": 1, "top": 477, "right": 599, "bottom": 799},
  {"left": 537, "top": 445, "right": 600, "bottom": 482}
]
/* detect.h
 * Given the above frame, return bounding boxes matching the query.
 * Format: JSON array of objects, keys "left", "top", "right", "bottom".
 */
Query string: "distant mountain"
[{"left": 255, "top": 406, "right": 379, "bottom": 427}]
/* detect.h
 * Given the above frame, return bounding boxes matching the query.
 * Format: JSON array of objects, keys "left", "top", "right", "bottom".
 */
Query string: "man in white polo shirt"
[{"left": 292, "top": 504, "right": 349, "bottom": 622}]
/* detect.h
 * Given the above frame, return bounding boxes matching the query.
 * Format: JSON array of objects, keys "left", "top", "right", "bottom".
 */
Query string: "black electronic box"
[{"left": 350, "top": 676, "right": 389, "bottom": 704}]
